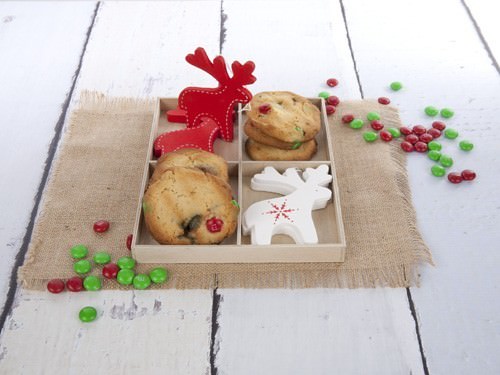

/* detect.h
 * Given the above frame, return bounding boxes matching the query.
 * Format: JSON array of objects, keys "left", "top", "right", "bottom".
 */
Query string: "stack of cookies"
[
  {"left": 143, "top": 149, "right": 238, "bottom": 245},
  {"left": 244, "top": 91, "right": 321, "bottom": 161}
]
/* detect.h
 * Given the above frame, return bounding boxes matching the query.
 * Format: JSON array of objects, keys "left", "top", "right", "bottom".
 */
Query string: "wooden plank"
[
  {"left": 342, "top": 0, "right": 500, "bottom": 373},
  {"left": 0, "top": 1, "right": 98, "bottom": 314},
  {"left": 0, "top": 1, "right": 222, "bottom": 372},
  {"left": 215, "top": 1, "right": 425, "bottom": 374}
]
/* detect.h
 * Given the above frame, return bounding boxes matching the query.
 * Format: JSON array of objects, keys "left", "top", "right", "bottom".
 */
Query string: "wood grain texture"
[
  {"left": 0, "top": 1, "right": 97, "bottom": 314},
  {"left": 342, "top": 0, "right": 500, "bottom": 373}
]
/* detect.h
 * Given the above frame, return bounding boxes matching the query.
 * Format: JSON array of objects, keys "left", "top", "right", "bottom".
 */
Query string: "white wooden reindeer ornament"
[{"left": 242, "top": 165, "right": 332, "bottom": 245}]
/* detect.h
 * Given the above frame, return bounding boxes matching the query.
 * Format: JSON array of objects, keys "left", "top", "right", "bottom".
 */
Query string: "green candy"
[
  {"left": 73, "top": 260, "right": 91, "bottom": 275},
  {"left": 439, "top": 154, "right": 454, "bottom": 168},
  {"left": 79, "top": 306, "right": 97, "bottom": 323},
  {"left": 440, "top": 108, "right": 454, "bottom": 118},
  {"left": 431, "top": 165, "right": 446, "bottom": 177},
  {"left": 117, "top": 269, "right": 135, "bottom": 285},
  {"left": 427, "top": 150, "right": 442, "bottom": 161},
  {"left": 83, "top": 276, "right": 102, "bottom": 291},
  {"left": 70, "top": 244, "right": 88, "bottom": 259},
  {"left": 133, "top": 274, "right": 151, "bottom": 290},
  {"left": 387, "top": 127, "right": 401, "bottom": 138},
  {"left": 231, "top": 199, "right": 240, "bottom": 208},
  {"left": 428, "top": 141, "right": 442, "bottom": 151},
  {"left": 367, "top": 112, "right": 380, "bottom": 121},
  {"left": 291, "top": 141, "right": 302, "bottom": 150},
  {"left": 350, "top": 119, "right": 364, "bottom": 129},
  {"left": 149, "top": 267, "right": 169, "bottom": 284},
  {"left": 444, "top": 128, "right": 459, "bottom": 139},
  {"left": 424, "top": 106, "right": 439, "bottom": 117},
  {"left": 93, "top": 252, "right": 111, "bottom": 265},
  {"left": 318, "top": 91, "right": 330, "bottom": 99},
  {"left": 390, "top": 81, "right": 402, "bottom": 91},
  {"left": 117, "top": 256, "right": 136, "bottom": 270},
  {"left": 459, "top": 140, "right": 473, "bottom": 151},
  {"left": 363, "top": 131, "right": 378, "bottom": 142}
]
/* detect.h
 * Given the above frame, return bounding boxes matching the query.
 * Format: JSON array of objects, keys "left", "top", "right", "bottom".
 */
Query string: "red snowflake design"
[{"left": 261, "top": 199, "right": 298, "bottom": 224}]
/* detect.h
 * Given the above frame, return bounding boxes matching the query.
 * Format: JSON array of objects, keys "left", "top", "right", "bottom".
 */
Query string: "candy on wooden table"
[
  {"left": 400, "top": 141, "right": 414, "bottom": 152},
  {"left": 461, "top": 170, "right": 476, "bottom": 181},
  {"left": 427, "top": 128, "right": 442, "bottom": 139},
  {"left": 326, "top": 78, "right": 338, "bottom": 87},
  {"left": 412, "top": 125, "right": 427, "bottom": 135},
  {"left": 419, "top": 133, "right": 433, "bottom": 143},
  {"left": 102, "top": 263, "right": 120, "bottom": 279},
  {"left": 387, "top": 128, "right": 401, "bottom": 138},
  {"left": 47, "top": 279, "right": 65, "bottom": 294},
  {"left": 378, "top": 97, "right": 390, "bottom": 105},
  {"left": 327, "top": 96, "right": 340, "bottom": 106},
  {"left": 117, "top": 269, "right": 135, "bottom": 285},
  {"left": 326, "top": 105, "right": 336, "bottom": 115},
  {"left": 428, "top": 141, "right": 442, "bottom": 151},
  {"left": 428, "top": 150, "right": 442, "bottom": 161},
  {"left": 414, "top": 141, "right": 428, "bottom": 152},
  {"left": 431, "top": 165, "right": 446, "bottom": 177},
  {"left": 447, "top": 172, "right": 463, "bottom": 184},
  {"left": 371, "top": 120, "right": 384, "bottom": 131},
  {"left": 79, "top": 306, "right": 97, "bottom": 323},
  {"left": 341, "top": 114, "right": 354, "bottom": 124},
  {"left": 117, "top": 256, "right": 136, "bottom": 270},
  {"left": 441, "top": 108, "right": 454, "bottom": 118},
  {"left": 459, "top": 140, "right": 474, "bottom": 151},
  {"left": 133, "top": 274, "right": 152, "bottom": 290},
  {"left": 400, "top": 126, "right": 412, "bottom": 136},
  {"left": 425, "top": 106, "right": 439, "bottom": 117},
  {"left": 405, "top": 134, "right": 419, "bottom": 144},
  {"left": 74, "top": 260, "right": 91, "bottom": 275},
  {"left": 126, "top": 234, "right": 133, "bottom": 251},
  {"left": 66, "top": 277, "right": 84, "bottom": 292},
  {"left": 444, "top": 128, "right": 459, "bottom": 139},
  {"left": 83, "top": 276, "right": 102, "bottom": 291},
  {"left": 93, "top": 252, "right": 111, "bottom": 265},
  {"left": 367, "top": 112, "right": 380, "bottom": 121},
  {"left": 439, "top": 154, "right": 454, "bottom": 168},
  {"left": 349, "top": 119, "right": 364, "bottom": 129},
  {"left": 318, "top": 91, "right": 330, "bottom": 99},
  {"left": 432, "top": 121, "right": 446, "bottom": 131},
  {"left": 380, "top": 130, "right": 393, "bottom": 142},
  {"left": 149, "top": 267, "right": 169, "bottom": 284},
  {"left": 363, "top": 131, "right": 378, "bottom": 142},
  {"left": 93, "top": 220, "right": 110, "bottom": 233},
  {"left": 70, "top": 244, "right": 88, "bottom": 259},
  {"left": 390, "top": 81, "right": 403, "bottom": 91}
]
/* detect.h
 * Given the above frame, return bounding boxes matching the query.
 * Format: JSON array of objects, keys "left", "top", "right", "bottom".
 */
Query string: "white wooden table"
[{"left": 0, "top": 1, "right": 499, "bottom": 374}]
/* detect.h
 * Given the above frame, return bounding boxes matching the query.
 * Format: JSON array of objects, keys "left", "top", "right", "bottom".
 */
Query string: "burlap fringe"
[{"left": 76, "top": 90, "right": 156, "bottom": 114}]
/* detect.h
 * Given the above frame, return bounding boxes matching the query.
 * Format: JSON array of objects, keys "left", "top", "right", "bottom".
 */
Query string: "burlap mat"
[{"left": 19, "top": 92, "right": 432, "bottom": 290}]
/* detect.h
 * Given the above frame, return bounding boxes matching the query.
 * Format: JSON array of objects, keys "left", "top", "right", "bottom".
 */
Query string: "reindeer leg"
[{"left": 251, "top": 223, "right": 274, "bottom": 245}]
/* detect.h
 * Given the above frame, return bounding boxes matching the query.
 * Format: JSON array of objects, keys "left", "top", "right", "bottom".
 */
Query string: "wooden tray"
[{"left": 131, "top": 98, "right": 346, "bottom": 263}]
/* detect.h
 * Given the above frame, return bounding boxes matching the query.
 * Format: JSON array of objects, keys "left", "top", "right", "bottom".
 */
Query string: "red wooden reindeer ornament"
[{"left": 154, "top": 48, "right": 256, "bottom": 157}]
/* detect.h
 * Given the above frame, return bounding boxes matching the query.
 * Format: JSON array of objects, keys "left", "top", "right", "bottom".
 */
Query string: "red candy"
[
  {"left": 412, "top": 125, "right": 427, "bottom": 136},
  {"left": 401, "top": 141, "right": 414, "bottom": 152},
  {"left": 47, "top": 279, "right": 65, "bottom": 294},
  {"left": 342, "top": 114, "right": 355, "bottom": 124},
  {"left": 103, "top": 263, "right": 120, "bottom": 279},
  {"left": 432, "top": 121, "right": 446, "bottom": 131},
  {"left": 66, "top": 277, "right": 84, "bottom": 292},
  {"left": 378, "top": 97, "right": 390, "bottom": 105},
  {"left": 461, "top": 170, "right": 476, "bottom": 181},
  {"left": 427, "top": 128, "right": 441, "bottom": 139},
  {"left": 414, "top": 141, "right": 428, "bottom": 152},
  {"left": 419, "top": 133, "right": 433, "bottom": 143},
  {"left": 126, "top": 234, "right": 133, "bottom": 251},
  {"left": 259, "top": 104, "right": 272, "bottom": 114},
  {"left": 326, "top": 78, "right": 338, "bottom": 87},
  {"left": 206, "top": 217, "right": 223, "bottom": 233},
  {"left": 371, "top": 120, "right": 384, "bottom": 131},
  {"left": 405, "top": 134, "right": 419, "bottom": 144},
  {"left": 448, "top": 172, "right": 463, "bottom": 184},
  {"left": 93, "top": 220, "right": 110, "bottom": 233},
  {"left": 400, "top": 126, "right": 412, "bottom": 136},
  {"left": 327, "top": 96, "right": 340, "bottom": 106},
  {"left": 326, "top": 105, "right": 336, "bottom": 115},
  {"left": 380, "top": 130, "right": 393, "bottom": 142}
]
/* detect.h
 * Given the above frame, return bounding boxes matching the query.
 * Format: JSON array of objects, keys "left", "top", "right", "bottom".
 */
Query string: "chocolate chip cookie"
[{"left": 245, "top": 138, "right": 317, "bottom": 161}]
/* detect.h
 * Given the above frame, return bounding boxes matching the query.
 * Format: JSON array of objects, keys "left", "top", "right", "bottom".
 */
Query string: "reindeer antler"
[
  {"left": 251, "top": 167, "right": 305, "bottom": 195},
  {"left": 231, "top": 61, "right": 256, "bottom": 86},
  {"left": 303, "top": 165, "right": 332, "bottom": 187},
  {"left": 186, "top": 47, "right": 230, "bottom": 85}
]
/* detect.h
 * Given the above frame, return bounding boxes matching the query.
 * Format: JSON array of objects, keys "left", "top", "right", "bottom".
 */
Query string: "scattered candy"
[
  {"left": 400, "top": 126, "right": 412, "bottom": 136},
  {"left": 149, "top": 267, "right": 169, "bottom": 284},
  {"left": 371, "top": 120, "right": 384, "bottom": 131},
  {"left": 93, "top": 252, "right": 111, "bottom": 265},
  {"left": 103, "top": 263, "right": 120, "bottom": 279},
  {"left": 66, "top": 277, "right": 84, "bottom": 292},
  {"left": 83, "top": 276, "right": 102, "bottom": 291},
  {"left": 363, "top": 131, "right": 378, "bottom": 142},
  {"left": 79, "top": 306, "right": 97, "bottom": 323},
  {"left": 444, "top": 128, "right": 459, "bottom": 139},
  {"left": 432, "top": 121, "right": 446, "bottom": 131},
  {"left": 440, "top": 108, "right": 454, "bottom": 118},
  {"left": 349, "top": 119, "right": 364, "bottom": 129},
  {"left": 47, "top": 279, "right": 65, "bottom": 294},
  {"left": 117, "top": 256, "right": 136, "bottom": 270},
  {"left": 412, "top": 125, "right": 427, "bottom": 136},
  {"left": 427, "top": 150, "right": 442, "bottom": 161},
  {"left": 378, "top": 97, "right": 390, "bottom": 105},
  {"left": 439, "top": 154, "right": 454, "bottom": 168},
  {"left": 327, "top": 96, "right": 340, "bottom": 106},
  {"left": 326, "top": 78, "right": 338, "bottom": 87},
  {"left": 431, "top": 165, "right": 446, "bottom": 177},
  {"left": 390, "top": 81, "right": 403, "bottom": 91},
  {"left": 126, "top": 234, "right": 133, "bottom": 251},
  {"left": 387, "top": 127, "right": 401, "bottom": 138},
  {"left": 419, "top": 133, "right": 433, "bottom": 143},
  {"left": 133, "top": 274, "right": 152, "bottom": 290},
  {"left": 74, "top": 260, "right": 91, "bottom": 275},
  {"left": 380, "top": 130, "right": 393, "bottom": 142},
  {"left": 367, "top": 112, "right": 381, "bottom": 121},
  {"left": 427, "top": 128, "right": 441, "bottom": 139},
  {"left": 425, "top": 106, "right": 439, "bottom": 117},
  {"left": 459, "top": 140, "right": 474, "bottom": 151},
  {"left": 405, "top": 134, "right": 419, "bottom": 144},
  {"left": 70, "top": 244, "right": 88, "bottom": 259},
  {"left": 447, "top": 172, "right": 463, "bottom": 184},
  {"left": 428, "top": 141, "right": 442, "bottom": 151},
  {"left": 401, "top": 141, "right": 414, "bottom": 152},
  {"left": 342, "top": 114, "right": 355, "bottom": 124},
  {"left": 326, "top": 105, "right": 336, "bottom": 115},
  {"left": 414, "top": 141, "right": 428, "bottom": 153},
  {"left": 318, "top": 91, "right": 330, "bottom": 99},
  {"left": 117, "top": 269, "right": 135, "bottom": 285},
  {"left": 461, "top": 169, "right": 476, "bottom": 181},
  {"left": 93, "top": 220, "right": 110, "bottom": 233},
  {"left": 259, "top": 104, "right": 271, "bottom": 114}
]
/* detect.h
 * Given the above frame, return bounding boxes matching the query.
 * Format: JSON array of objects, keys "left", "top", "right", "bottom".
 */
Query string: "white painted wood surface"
[{"left": 0, "top": 0, "right": 498, "bottom": 374}]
